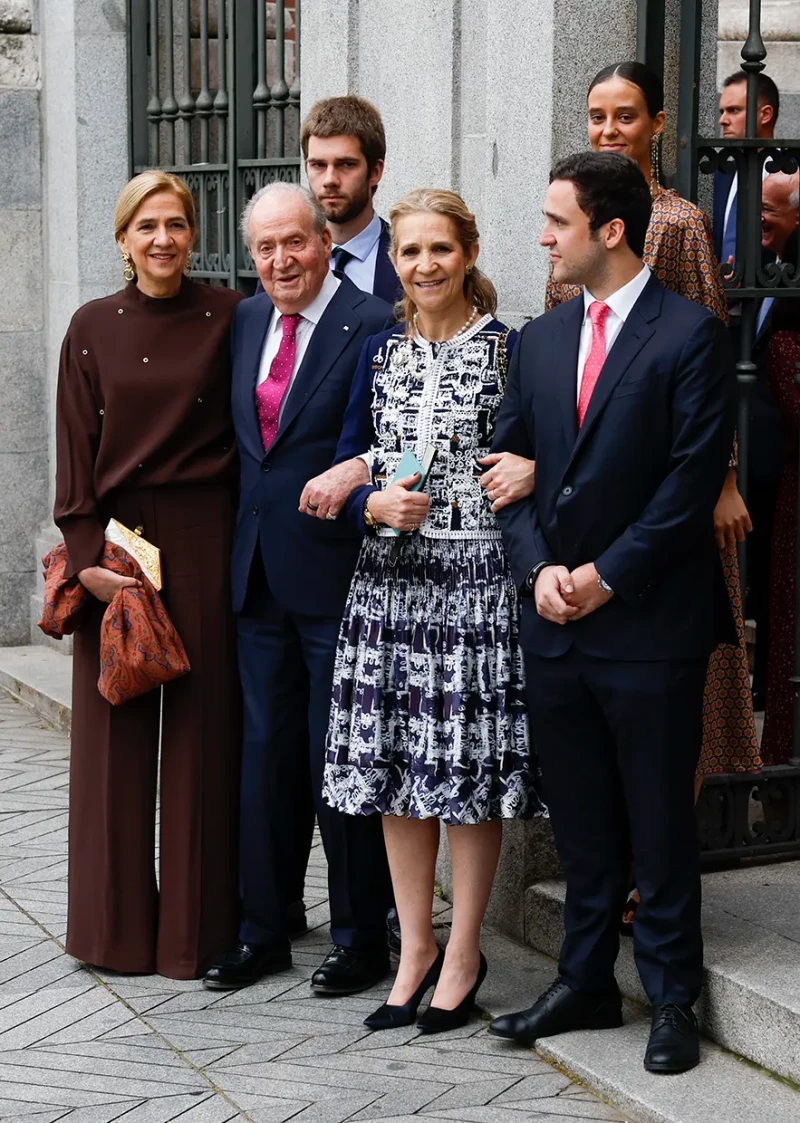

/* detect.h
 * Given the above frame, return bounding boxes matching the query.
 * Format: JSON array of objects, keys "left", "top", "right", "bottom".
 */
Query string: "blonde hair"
[
  {"left": 114, "top": 170, "right": 196, "bottom": 241},
  {"left": 389, "top": 188, "right": 497, "bottom": 330}
]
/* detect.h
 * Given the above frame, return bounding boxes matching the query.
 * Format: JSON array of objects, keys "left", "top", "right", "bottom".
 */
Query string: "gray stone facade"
[{"left": 0, "top": 1, "right": 47, "bottom": 645}]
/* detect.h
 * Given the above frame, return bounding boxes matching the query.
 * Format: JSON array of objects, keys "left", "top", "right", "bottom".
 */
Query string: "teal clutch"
[{"left": 389, "top": 444, "right": 438, "bottom": 537}]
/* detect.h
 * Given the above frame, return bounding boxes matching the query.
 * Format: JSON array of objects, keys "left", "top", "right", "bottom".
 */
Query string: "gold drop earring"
[
  {"left": 650, "top": 133, "right": 663, "bottom": 192},
  {"left": 121, "top": 250, "right": 135, "bottom": 283}
]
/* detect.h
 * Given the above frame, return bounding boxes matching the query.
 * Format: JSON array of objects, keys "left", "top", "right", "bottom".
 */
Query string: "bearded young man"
[{"left": 303, "top": 95, "right": 401, "bottom": 305}]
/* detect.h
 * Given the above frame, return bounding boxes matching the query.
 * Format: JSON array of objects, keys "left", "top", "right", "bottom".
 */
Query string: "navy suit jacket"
[
  {"left": 493, "top": 275, "right": 736, "bottom": 661},
  {"left": 230, "top": 276, "right": 392, "bottom": 617},
  {"left": 373, "top": 219, "right": 403, "bottom": 305}
]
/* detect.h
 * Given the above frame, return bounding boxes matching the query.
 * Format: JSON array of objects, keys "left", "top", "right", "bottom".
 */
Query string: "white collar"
[
  {"left": 270, "top": 268, "right": 341, "bottom": 332},
  {"left": 583, "top": 263, "right": 651, "bottom": 323},
  {"left": 332, "top": 213, "right": 383, "bottom": 263}
]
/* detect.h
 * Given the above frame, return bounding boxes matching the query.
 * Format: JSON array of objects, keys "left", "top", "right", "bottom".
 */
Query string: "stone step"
[
  {"left": 525, "top": 867, "right": 800, "bottom": 1086},
  {"left": 0, "top": 645, "right": 72, "bottom": 732},
  {"left": 536, "top": 1004, "right": 800, "bottom": 1123}
]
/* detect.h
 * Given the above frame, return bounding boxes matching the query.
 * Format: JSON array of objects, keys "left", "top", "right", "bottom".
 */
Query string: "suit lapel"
[
  {"left": 373, "top": 219, "right": 400, "bottom": 304},
  {"left": 567, "top": 277, "right": 661, "bottom": 468},
  {"left": 237, "top": 293, "right": 273, "bottom": 461},
  {"left": 552, "top": 298, "right": 583, "bottom": 449},
  {"left": 273, "top": 280, "right": 360, "bottom": 445}
]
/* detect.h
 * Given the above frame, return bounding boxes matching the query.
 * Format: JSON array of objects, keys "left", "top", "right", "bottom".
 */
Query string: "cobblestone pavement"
[{"left": 0, "top": 692, "right": 627, "bottom": 1123}]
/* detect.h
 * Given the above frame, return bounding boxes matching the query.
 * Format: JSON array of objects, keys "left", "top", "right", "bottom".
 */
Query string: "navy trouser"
[
  {"left": 237, "top": 558, "right": 392, "bottom": 950},
  {"left": 525, "top": 647, "right": 707, "bottom": 1007}
]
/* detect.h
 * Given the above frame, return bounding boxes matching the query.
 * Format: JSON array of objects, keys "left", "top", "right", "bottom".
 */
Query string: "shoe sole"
[
  {"left": 202, "top": 959, "right": 293, "bottom": 990},
  {"left": 490, "top": 1010, "right": 624, "bottom": 1048},
  {"left": 644, "top": 1055, "right": 700, "bottom": 1075},
  {"left": 312, "top": 975, "right": 390, "bottom": 997}
]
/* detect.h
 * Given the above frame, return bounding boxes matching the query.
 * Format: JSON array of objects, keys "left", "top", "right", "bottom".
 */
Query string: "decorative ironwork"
[
  {"left": 636, "top": 1, "right": 800, "bottom": 857},
  {"left": 127, "top": 0, "right": 301, "bottom": 290},
  {"left": 698, "top": 766, "right": 800, "bottom": 864}
]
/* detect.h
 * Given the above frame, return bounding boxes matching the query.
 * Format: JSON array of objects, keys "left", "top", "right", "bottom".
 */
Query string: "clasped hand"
[
  {"left": 300, "top": 457, "right": 371, "bottom": 520},
  {"left": 477, "top": 452, "right": 535, "bottom": 512},
  {"left": 78, "top": 566, "right": 141, "bottom": 603},
  {"left": 367, "top": 473, "right": 430, "bottom": 532},
  {"left": 534, "top": 562, "right": 613, "bottom": 625}
]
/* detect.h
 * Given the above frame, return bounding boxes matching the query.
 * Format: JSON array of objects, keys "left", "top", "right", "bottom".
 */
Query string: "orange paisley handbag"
[{"left": 38, "top": 541, "right": 190, "bottom": 705}]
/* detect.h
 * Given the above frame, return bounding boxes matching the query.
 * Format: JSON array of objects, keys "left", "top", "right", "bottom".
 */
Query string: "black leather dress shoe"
[
  {"left": 644, "top": 1004, "right": 700, "bottom": 1073},
  {"left": 288, "top": 900, "right": 308, "bottom": 938},
  {"left": 203, "top": 942, "right": 292, "bottom": 990},
  {"left": 488, "top": 978, "right": 623, "bottom": 1047},
  {"left": 386, "top": 908, "right": 402, "bottom": 956},
  {"left": 311, "top": 944, "right": 390, "bottom": 995}
]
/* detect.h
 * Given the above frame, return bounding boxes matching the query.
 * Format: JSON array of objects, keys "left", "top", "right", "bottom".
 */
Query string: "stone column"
[
  {"left": 30, "top": 0, "right": 129, "bottom": 644},
  {"left": 0, "top": 1, "right": 48, "bottom": 645}
]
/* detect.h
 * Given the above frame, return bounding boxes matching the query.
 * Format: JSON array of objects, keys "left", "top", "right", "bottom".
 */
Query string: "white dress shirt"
[
  {"left": 330, "top": 212, "right": 383, "bottom": 294},
  {"left": 577, "top": 265, "right": 652, "bottom": 401},
  {"left": 257, "top": 270, "right": 341, "bottom": 420},
  {"left": 723, "top": 163, "right": 771, "bottom": 243}
]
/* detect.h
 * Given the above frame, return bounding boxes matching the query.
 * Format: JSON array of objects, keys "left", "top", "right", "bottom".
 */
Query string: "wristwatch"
[
  {"left": 597, "top": 572, "right": 614, "bottom": 594},
  {"left": 525, "top": 560, "right": 555, "bottom": 594},
  {"left": 363, "top": 497, "right": 380, "bottom": 531}
]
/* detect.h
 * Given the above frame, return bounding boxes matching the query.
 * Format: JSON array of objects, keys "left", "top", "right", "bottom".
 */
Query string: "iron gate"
[
  {"left": 127, "top": 0, "right": 301, "bottom": 291},
  {"left": 640, "top": 0, "right": 800, "bottom": 864}
]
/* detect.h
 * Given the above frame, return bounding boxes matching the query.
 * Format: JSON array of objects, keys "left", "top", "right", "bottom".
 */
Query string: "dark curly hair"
[{"left": 549, "top": 151, "right": 652, "bottom": 257}]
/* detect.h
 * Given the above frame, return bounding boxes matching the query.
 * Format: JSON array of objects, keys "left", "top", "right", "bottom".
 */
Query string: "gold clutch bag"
[{"left": 104, "top": 519, "right": 163, "bottom": 591}]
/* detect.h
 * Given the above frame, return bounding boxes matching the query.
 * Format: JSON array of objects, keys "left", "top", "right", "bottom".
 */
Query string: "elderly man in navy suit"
[
  {"left": 488, "top": 153, "right": 735, "bottom": 1074},
  {"left": 204, "top": 183, "right": 394, "bottom": 994}
]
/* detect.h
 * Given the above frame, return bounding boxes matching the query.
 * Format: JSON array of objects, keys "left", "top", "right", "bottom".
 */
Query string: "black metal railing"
[
  {"left": 127, "top": 0, "right": 301, "bottom": 291},
  {"left": 641, "top": 0, "right": 800, "bottom": 863}
]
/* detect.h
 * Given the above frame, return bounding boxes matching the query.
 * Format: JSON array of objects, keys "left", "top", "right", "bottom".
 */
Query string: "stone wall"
[
  {"left": 0, "top": 1, "right": 48, "bottom": 645},
  {"left": 29, "top": 0, "right": 129, "bottom": 644}
]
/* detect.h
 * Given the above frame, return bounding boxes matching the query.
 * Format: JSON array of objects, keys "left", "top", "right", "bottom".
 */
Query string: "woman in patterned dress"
[
  {"left": 322, "top": 189, "right": 544, "bottom": 1033},
  {"left": 545, "top": 61, "right": 761, "bottom": 928}
]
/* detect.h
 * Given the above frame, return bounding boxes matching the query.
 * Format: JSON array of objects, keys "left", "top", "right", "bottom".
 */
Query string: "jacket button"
[
  {"left": 261, "top": 461, "right": 271, "bottom": 472},
  {"left": 562, "top": 485, "right": 572, "bottom": 496},
  {"left": 253, "top": 505, "right": 259, "bottom": 516}
]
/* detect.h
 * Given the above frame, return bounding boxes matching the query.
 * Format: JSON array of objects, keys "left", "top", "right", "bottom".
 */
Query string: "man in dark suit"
[
  {"left": 204, "top": 183, "right": 394, "bottom": 994},
  {"left": 302, "top": 95, "right": 402, "bottom": 305},
  {"left": 488, "top": 153, "right": 735, "bottom": 1074},
  {"left": 714, "top": 70, "right": 780, "bottom": 264},
  {"left": 256, "top": 97, "right": 401, "bottom": 305}
]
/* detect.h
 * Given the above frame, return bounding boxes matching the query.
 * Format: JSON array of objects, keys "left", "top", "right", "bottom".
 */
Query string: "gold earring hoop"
[
  {"left": 650, "top": 133, "right": 663, "bottom": 191},
  {"left": 121, "top": 250, "right": 135, "bottom": 283}
]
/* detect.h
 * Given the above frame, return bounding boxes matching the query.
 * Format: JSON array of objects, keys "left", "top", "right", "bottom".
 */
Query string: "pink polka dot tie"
[
  {"left": 577, "top": 301, "right": 610, "bottom": 428},
  {"left": 256, "top": 313, "right": 302, "bottom": 450}
]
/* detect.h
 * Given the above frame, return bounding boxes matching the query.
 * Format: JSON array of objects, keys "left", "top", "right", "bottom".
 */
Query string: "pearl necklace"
[{"left": 414, "top": 306, "right": 479, "bottom": 345}]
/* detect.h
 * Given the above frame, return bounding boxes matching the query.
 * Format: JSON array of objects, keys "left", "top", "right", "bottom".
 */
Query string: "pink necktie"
[
  {"left": 256, "top": 313, "right": 302, "bottom": 450},
  {"left": 577, "top": 301, "right": 611, "bottom": 427}
]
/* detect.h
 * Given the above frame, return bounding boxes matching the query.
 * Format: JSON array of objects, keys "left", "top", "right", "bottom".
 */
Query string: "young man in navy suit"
[
  {"left": 488, "top": 153, "right": 735, "bottom": 1073},
  {"left": 303, "top": 96, "right": 401, "bottom": 306},
  {"left": 204, "top": 183, "right": 394, "bottom": 994}
]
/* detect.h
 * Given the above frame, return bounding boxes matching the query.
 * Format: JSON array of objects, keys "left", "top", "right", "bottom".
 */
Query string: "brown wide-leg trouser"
[{"left": 66, "top": 485, "right": 240, "bottom": 979}]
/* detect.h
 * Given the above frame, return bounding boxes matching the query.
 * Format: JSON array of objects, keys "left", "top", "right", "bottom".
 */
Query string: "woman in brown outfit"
[{"left": 55, "top": 171, "right": 242, "bottom": 978}]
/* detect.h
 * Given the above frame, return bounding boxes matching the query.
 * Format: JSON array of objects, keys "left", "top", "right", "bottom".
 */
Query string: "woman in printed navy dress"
[{"left": 321, "top": 189, "right": 544, "bottom": 1034}]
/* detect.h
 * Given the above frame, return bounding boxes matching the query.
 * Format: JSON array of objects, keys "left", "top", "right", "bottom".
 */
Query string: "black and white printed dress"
[{"left": 322, "top": 316, "right": 545, "bottom": 826}]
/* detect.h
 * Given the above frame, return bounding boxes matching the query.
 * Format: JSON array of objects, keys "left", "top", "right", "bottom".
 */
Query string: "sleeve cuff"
[{"left": 60, "top": 520, "right": 106, "bottom": 580}]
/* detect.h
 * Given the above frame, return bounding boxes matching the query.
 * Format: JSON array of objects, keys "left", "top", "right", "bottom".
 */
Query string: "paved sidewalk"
[{"left": 0, "top": 692, "right": 627, "bottom": 1123}]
